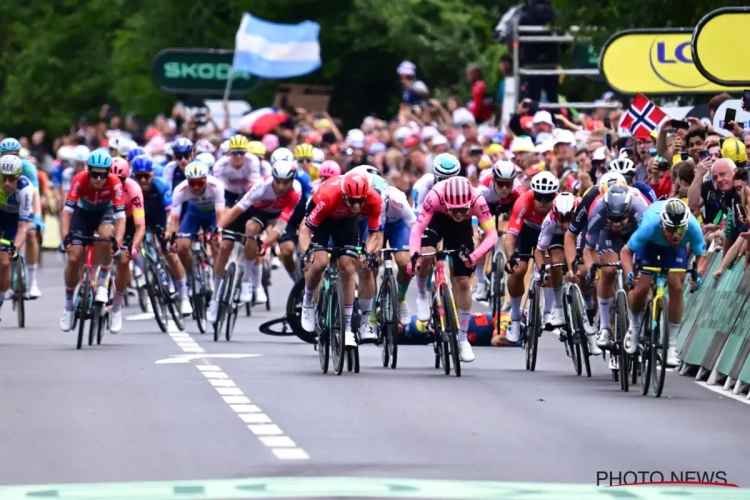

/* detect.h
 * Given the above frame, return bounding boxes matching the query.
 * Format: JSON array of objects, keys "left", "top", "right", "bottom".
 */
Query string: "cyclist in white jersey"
[{"left": 411, "top": 153, "right": 462, "bottom": 213}]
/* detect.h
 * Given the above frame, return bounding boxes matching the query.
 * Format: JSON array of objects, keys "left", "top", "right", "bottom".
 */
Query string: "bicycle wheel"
[
  {"left": 615, "top": 292, "right": 629, "bottom": 392},
  {"left": 431, "top": 293, "right": 450, "bottom": 374},
  {"left": 562, "top": 290, "right": 582, "bottom": 376},
  {"left": 145, "top": 261, "right": 169, "bottom": 333},
  {"left": 491, "top": 251, "right": 506, "bottom": 336},
  {"left": 330, "top": 279, "right": 346, "bottom": 376},
  {"left": 95, "top": 303, "right": 105, "bottom": 345},
  {"left": 383, "top": 273, "right": 399, "bottom": 369},
  {"left": 640, "top": 301, "right": 653, "bottom": 396},
  {"left": 88, "top": 301, "right": 98, "bottom": 346},
  {"left": 316, "top": 291, "right": 330, "bottom": 373},
  {"left": 288, "top": 277, "right": 314, "bottom": 344},
  {"left": 441, "top": 285, "right": 461, "bottom": 377},
  {"left": 162, "top": 259, "right": 185, "bottom": 331},
  {"left": 14, "top": 258, "right": 26, "bottom": 328},
  {"left": 262, "top": 259, "right": 271, "bottom": 311},
  {"left": 76, "top": 270, "right": 90, "bottom": 350},
  {"left": 377, "top": 287, "right": 389, "bottom": 368},
  {"left": 527, "top": 282, "right": 541, "bottom": 372},
  {"left": 215, "top": 263, "right": 236, "bottom": 342},
  {"left": 652, "top": 297, "right": 668, "bottom": 397},
  {"left": 191, "top": 260, "right": 207, "bottom": 334},
  {"left": 568, "top": 284, "right": 592, "bottom": 377},
  {"left": 226, "top": 268, "right": 242, "bottom": 341}
]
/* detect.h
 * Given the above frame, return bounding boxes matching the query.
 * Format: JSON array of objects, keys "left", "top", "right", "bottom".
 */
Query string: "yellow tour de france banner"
[
  {"left": 599, "top": 29, "right": 742, "bottom": 95},
  {"left": 692, "top": 7, "right": 750, "bottom": 86}
]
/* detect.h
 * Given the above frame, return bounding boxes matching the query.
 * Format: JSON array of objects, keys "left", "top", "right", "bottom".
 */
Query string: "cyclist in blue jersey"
[
  {"left": 621, "top": 199, "right": 707, "bottom": 367},
  {"left": 274, "top": 152, "right": 313, "bottom": 283},
  {"left": 0, "top": 138, "right": 43, "bottom": 298},
  {"left": 608, "top": 157, "right": 658, "bottom": 203}
]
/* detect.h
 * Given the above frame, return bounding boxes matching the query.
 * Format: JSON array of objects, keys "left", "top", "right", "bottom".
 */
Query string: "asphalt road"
[{"left": 1, "top": 256, "right": 749, "bottom": 495}]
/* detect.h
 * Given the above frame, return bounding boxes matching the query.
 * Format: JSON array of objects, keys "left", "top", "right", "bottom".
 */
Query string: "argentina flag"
[{"left": 233, "top": 14, "right": 321, "bottom": 79}]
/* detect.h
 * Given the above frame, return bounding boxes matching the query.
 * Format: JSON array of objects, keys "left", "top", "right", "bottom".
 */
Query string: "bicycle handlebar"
[
  {"left": 634, "top": 258, "right": 698, "bottom": 281},
  {"left": 418, "top": 245, "right": 470, "bottom": 259}
]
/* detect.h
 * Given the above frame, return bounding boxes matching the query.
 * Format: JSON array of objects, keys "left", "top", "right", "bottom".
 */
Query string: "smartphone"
[
  {"left": 680, "top": 152, "right": 689, "bottom": 161},
  {"left": 670, "top": 119, "right": 689, "bottom": 129},
  {"left": 602, "top": 117, "right": 611, "bottom": 129},
  {"left": 700, "top": 150, "right": 709, "bottom": 160},
  {"left": 743, "top": 90, "right": 750, "bottom": 109},
  {"left": 604, "top": 133, "right": 612, "bottom": 149},
  {"left": 724, "top": 108, "right": 737, "bottom": 130}
]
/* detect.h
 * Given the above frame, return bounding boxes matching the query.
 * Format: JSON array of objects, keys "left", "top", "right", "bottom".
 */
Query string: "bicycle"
[
  {"left": 177, "top": 232, "right": 212, "bottom": 335},
  {"left": 634, "top": 259, "right": 698, "bottom": 398},
  {"left": 484, "top": 222, "right": 509, "bottom": 338},
  {"left": 143, "top": 227, "right": 184, "bottom": 332},
  {"left": 0, "top": 238, "right": 24, "bottom": 328},
  {"left": 567, "top": 260, "right": 594, "bottom": 378},
  {"left": 416, "top": 246, "right": 468, "bottom": 377},
  {"left": 588, "top": 262, "right": 630, "bottom": 391},
  {"left": 214, "top": 228, "right": 254, "bottom": 342},
  {"left": 375, "top": 248, "right": 399, "bottom": 369},
  {"left": 310, "top": 245, "right": 361, "bottom": 376},
  {"left": 63, "top": 234, "right": 118, "bottom": 350}
]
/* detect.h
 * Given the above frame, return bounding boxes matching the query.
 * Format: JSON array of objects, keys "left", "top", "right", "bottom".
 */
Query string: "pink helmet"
[
  {"left": 443, "top": 177, "right": 473, "bottom": 209},
  {"left": 111, "top": 157, "right": 130, "bottom": 179},
  {"left": 319, "top": 160, "right": 341, "bottom": 178},
  {"left": 262, "top": 134, "right": 279, "bottom": 152}
]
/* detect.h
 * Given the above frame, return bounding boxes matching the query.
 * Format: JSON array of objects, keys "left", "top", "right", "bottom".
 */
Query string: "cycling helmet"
[
  {"left": 0, "top": 155, "right": 23, "bottom": 175},
  {"left": 607, "top": 157, "right": 636, "bottom": 175},
  {"left": 117, "top": 139, "right": 135, "bottom": 157},
  {"left": 131, "top": 155, "right": 153, "bottom": 173},
  {"left": 530, "top": 171, "right": 559, "bottom": 194},
  {"left": 294, "top": 143, "right": 314, "bottom": 159},
  {"left": 228, "top": 134, "right": 249, "bottom": 151},
  {"left": 432, "top": 153, "right": 461, "bottom": 179},
  {"left": 88, "top": 150, "right": 113, "bottom": 169},
  {"left": 272, "top": 159, "right": 297, "bottom": 180},
  {"left": 443, "top": 177, "right": 473, "bottom": 209},
  {"left": 603, "top": 184, "right": 632, "bottom": 219},
  {"left": 184, "top": 161, "right": 209, "bottom": 180},
  {"left": 247, "top": 141, "right": 266, "bottom": 157},
  {"left": 0, "top": 138, "right": 21, "bottom": 153},
  {"left": 172, "top": 138, "right": 194, "bottom": 156},
  {"left": 108, "top": 137, "right": 124, "bottom": 155},
  {"left": 164, "top": 143, "right": 173, "bottom": 157},
  {"left": 552, "top": 192, "right": 578, "bottom": 221},
  {"left": 341, "top": 171, "right": 370, "bottom": 198},
  {"left": 312, "top": 147, "right": 325, "bottom": 165},
  {"left": 598, "top": 171, "right": 627, "bottom": 195},
  {"left": 660, "top": 198, "right": 690, "bottom": 228},
  {"left": 319, "top": 160, "right": 342, "bottom": 178},
  {"left": 127, "top": 147, "right": 146, "bottom": 163},
  {"left": 18, "top": 148, "right": 29, "bottom": 159},
  {"left": 219, "top": 140, "right": 230, "bottom": 155},
  {"left": 195, "top": 152, "right": 216, "bottom": 169},
  {"left": 73, "top": 145, "right": 90, "bottom": 163},
  {"left": 57, "top": 145, "right": 75, "bottom": 162},
  {"left": 359, "top": 165, "right": 382, "bottom": 178},
  {"left": 111, "top": 157, "right": 130, "bottom": 179},
  {"left": 270, "top": 147, "right": 294, "bottom": 166},
  {"left": 195, "top": 139, "right": 215, "bottom": 155},
  {"left": 492, "top": 159, "right": 516, "bottom": 181}
]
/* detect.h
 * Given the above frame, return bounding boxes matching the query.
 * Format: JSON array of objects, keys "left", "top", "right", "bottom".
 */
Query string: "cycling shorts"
[
  {"left": 635, "top": 242, "right": 688, "bottom": 273},
  {"left": 222, "top": 210, "right": 252, "bottom": 242},
  {"left": 420, "top": 213, "right": 475, "bottom": 278},
  {"left": 0, "top": 211, "right": 20, "bottom": 241},
  {"left": 179, "top": 206, "right": 216, "bottom": 235},
  {"left": 383, "top": 219, "right": 410, "bottom": 252},
  {"left": 145, "top": 210, "right": 167, "bottom": 231},
  {"left": 513, "top": 224, "right": 541, "bottom": 262},
  {"left": 69, "top": 206, "right": 115, "bottom": 246},
  {"left": 594, "top": 228, "right": 634, "bottom": 256},
  {"left": 544, "top": 234, "right": 564, "bottom": 252},
  {"left": 278, "top": 197, "right": 306, "bottom": 244}
]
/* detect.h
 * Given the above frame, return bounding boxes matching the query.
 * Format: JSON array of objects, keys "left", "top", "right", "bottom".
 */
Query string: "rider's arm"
[
  {"left": 470, "top": 196, "right": 498, "bottom": 262},
  {"left": 564, "top": 231, "right": 579, "bottom": 269},
  {"left": 685, "top": 215, "right": 709, "bottom": 276},
  {"left": 503, "top": 191, "right": 526, "bottom": 258},
  {"left": 408, "top": 191, "right": 436, "bottom": 256},
  {"left": 266, "top": 189, "right": 302, "bottom": 246},
  {"left": 687, "top": 174, "right": 704, "bottom": 212},
  {"left": 14, "top": 184, "right": 34, "bottom": 249},
  {"left": 111, "top": 178, "right": 127, "bottom": 244},
  {"left": 165, "top": 183, "right": 187, "bottom": 240}
]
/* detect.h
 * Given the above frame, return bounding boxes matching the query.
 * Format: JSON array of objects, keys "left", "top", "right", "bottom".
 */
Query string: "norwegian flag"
[{"left": 619, "top": 94, "right": 666, "bottom": 140}]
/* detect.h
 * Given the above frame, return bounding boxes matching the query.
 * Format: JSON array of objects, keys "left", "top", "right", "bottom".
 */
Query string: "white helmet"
[
  {"left": 195, "top": 139, "right": 215, "bottom": 155},
  {"left": 607, "top": 157, "right": 636, "bottom": 175},
  {"left": 57, "top": 145, "right": 75, "bottom": 162},
  {"left": 219, "top": 141, "right": 230, "bottom": 156},
  {"left": 195, "top": 152, "right": 215, "bottom": 169},
  {"left": 272, "top": 159, "right": 297, "bottom": 180},
  {"left": 0, "top": 155, "right": 23, "bottom": 175},
  {"left": 492, "top": 160, "right": 516, "bottom": 180},
  {"left": 184, "top": 161, "right": 209, "bottom": 179},
  {"left": 164, "top": 143, "right": 173, "bottom": 157},
  {"left": 117, "top": 139, "right": 135, "bottom": 157},
  {"left": 552, "top": 192, "right": 578, "bottom": 218},
  {"left": 598, "top": 171, "right": 627, "bottom": 189},
  {"left": 73, "top": 145, "right": 90, "bottom": 163},
  {"left": 530, "top": 171, "right": 559, "bottom": 194},
  {"left": 432, "top": 153, "right": 461, "bottom": 179},
  {"left": 312, "top": 147, "right": 325, "bottom": 165},
  {"left": 353, "top": 165, "right": 382, "bottom": 178},
  {"left": 270, "top": 147, "right": 294, "bottom": 166}
]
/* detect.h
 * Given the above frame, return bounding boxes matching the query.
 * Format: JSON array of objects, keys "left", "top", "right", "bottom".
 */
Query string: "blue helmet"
[
  {"left": 131, "top": 155, "right": 153, "bottom": 173},
  {"left": 88, "top": 150, "right": 113, "bottom": 169},
  {"left": 172, "top": 138, "right": 193, "bottom": 156},
  {"left": 0, "top": 138, "right": 22, "bottom": 154},
  {"left": 127, "top": 147, "right": 146, "bottom": 162}
]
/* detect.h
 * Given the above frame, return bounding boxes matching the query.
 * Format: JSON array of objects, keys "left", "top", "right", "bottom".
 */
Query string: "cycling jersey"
[
  {"left": 295, "top": 167, "right": 313, "bottom": 200},
  {"left": 411, "top": 173, "right": 436, "bottom": 213},
  {"left": 536, "top": 212, "right": 566, "bottom": 252},
  {"left": 152, "top": 163, "right": 165, "bottom": 178},
  {"left": 568, "top": 186, "right": 601, "bottom": 235},
  {"left": 21, "top": 159, "right": 39, "bottom": 190},
  {"left": 507, "top": 190, "right": 549, "bottom": 236},
  {"left": 586, "top": 195, "right": 648, "bottom": 249},
  {"left": 61, "top": 167, "right": 76, "bottom": 194},
  {"left": 479, "top": 175, "right": 523, "bottom": 190},
  {"left": 143, "top": 176, "right": 172, "bottom": 228},
  {"left": 236, "top": 175, "right": 302, "bottom": 222},
  {"left": 50, "top": 162, "right": 64, "bottom": 189},
  {"left": 633, "top": 181, "right": 658, "bottom": 203},
  {"left": 409, "top": 181, "right": 497, "bottom": 263},
  {"left": 163, "top": 161, "right": 187, "bottom": 191},
  {"left": 212, "top": 155, "right": 261, "bottom": 199},
  {"left": 122, "top": 178, "right": 145, "bottom": 226},
  {"left": 626, "top": 200, "right": 706, "bottom": 256},
  {"left": 260, "top": 159, "right": 272, "bottom": 177},
  {"left": 0, "top": 175, "right": 34, "bottom": 221},
  {"left": 478, "top": 183, "right": 525, "bottom": 213},
  {"left": 306, "top": 176, "right": 383, "bottom": 231},
  {"left": 384, "top": 186, "right": 416, "bottom": 225},
  {"left": 65, "top": 171, "right": 125, "bottom": 216},
  {"left": 170, "top": 176, "right": 225, "bottom": 215},
  {"left": 349, "top": 166, "right": 389, "bottom": 230}
]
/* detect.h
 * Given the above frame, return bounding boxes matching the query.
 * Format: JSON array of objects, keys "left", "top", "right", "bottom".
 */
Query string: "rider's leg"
[
  {"left": 0, "top": 251, "right": 11, "bottom": 314},
  {"left": 548, "top": 247, "right": 566, "bottom": 324},
  {"left": 395, "top": 250, "right": 413, "bottom": 325},
  {"left": 243, "top": 218, "right": 263, "bottom": 303},
  {"left": 596, "top": 248, "right": 619, "bottom": 345},
  {"left": 26, "top": 228, "right": 40, "bottom": 295},
  {"left": 278, "top": 199, "right": 306, "bottom": 282},
  {"left": 94, "top": 223, "right": 115, "bottom": 301}
]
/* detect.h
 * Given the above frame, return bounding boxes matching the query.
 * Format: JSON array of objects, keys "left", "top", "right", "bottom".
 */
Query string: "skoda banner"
[
  {"left": 151, "top": 49, "right": 259, "bottom": 95},
  {"left": 693, "top": 7, "right": 750, "bottom": 86},
  {"left": 600, "top": 29, "right": 740, "bottom": 95}
]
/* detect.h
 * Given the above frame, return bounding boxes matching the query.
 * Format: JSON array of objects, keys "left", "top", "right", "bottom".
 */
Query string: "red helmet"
[
  {"left": 319, "top": 160, "right": 341, "bottom": 178},
  {"left": 341, "top": 171, "right": 369, "bottom": 198},
  {"left": 111, "top": 157, "right": 129, "bottom": 179},
  {"left": 443, "top": 177, "right": 473, "bottom": 209},
  {"left": 552, "top": 192, "right": 578, "bottom": 221}
]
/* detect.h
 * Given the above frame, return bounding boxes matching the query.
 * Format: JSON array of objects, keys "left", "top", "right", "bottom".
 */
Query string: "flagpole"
[{"left": 223, "top": 73, "right": 235, "bottom": 102}]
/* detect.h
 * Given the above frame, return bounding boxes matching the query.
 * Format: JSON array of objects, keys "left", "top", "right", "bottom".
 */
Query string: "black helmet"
[
  {"left": 603, "top": 184, "right": 632, "bottom": 219},
  {"left": 660, "top": 198, "right": 690, "bottom": 228}
]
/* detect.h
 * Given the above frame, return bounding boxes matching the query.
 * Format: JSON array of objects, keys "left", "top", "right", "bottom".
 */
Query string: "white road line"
[
  {"left": 202, "top": 371, "right": 230, "bottom": 379},
  {"left": 695, "top": 381, "right": 750, "bottom": 406},
  {"left": 197, "top": 365, "right": 222, "bottom": 371},
  {"left": 223, "top": 395, "right": 251, "bottom": 404}
]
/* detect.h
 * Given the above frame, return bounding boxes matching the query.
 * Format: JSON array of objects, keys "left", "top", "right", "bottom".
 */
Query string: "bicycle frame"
[{"left": 639, "top": 266, "right": 691, "bottom": 328}]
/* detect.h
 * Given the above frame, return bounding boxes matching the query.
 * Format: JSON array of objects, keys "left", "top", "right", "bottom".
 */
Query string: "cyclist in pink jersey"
[
  {"left": 408, "top": 176, "right": 498, "bottom": 363},
  {"left": 110, "top": 158, "right": 146, "bottom": 333}
]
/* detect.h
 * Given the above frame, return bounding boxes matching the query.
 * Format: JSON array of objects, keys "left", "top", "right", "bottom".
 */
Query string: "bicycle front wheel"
[
  {"left": 382, "top": 273, "right": 399, "bottom": 369},
  {"left": 330, "top": 279, "right": 346, "bottom": 376},
  {"left": 76, "top": 269, "right": 90, "bottom": 350},
  {"left": 526, "top": 282, "right": 541, "bottom": 372},
  {"left": 615, "top": 291, "right": 630, "bottom": 392},
  {"left": 14, "top": 258, "right": 26, "bottom": 328},
  {"left": 441, "top": 284, "right": 461, "bottom": 377},
  {"left": 146, "top": 261, "right": 169, "bottom": 333},
  {"left": 215, "top": 264, "right": 236, "bottom": 342},
  {"left": 652, "top": 297, "right": 669, "bottom": 397},
  {"left": 162, "top": 259, "right": 185, "bottom": 332},
  {"left": 192, "top": 259, "right": 207, "bottom": 334},
  {"left": 562, "top": 289, "right": 582, "bottom": 376},
  {"left": 640, "top": 300, "right": 653, "bottom": 396}
]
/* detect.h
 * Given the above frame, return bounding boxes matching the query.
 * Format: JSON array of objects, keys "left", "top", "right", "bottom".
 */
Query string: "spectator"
[
  {"left": 496, "top": 54, "right": 514, "bottom": 115},
  {"left": 397, "top": 61, "right": 430, "bottom": 105},
  {"left": 689, "top": 157, "right": 737, "bottom": 243},
  {"left": 466, "top": 63, "right": 493, "bottom": 124}
]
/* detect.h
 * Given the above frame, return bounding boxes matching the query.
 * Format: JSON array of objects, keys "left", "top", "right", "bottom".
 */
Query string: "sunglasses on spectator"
[
  {"left": 664, "top": 225, "right": 687, "bottom": 235},
  {"left": 230, "top": 150, "right": 246, "bottom": 156},
  {"left": 188, "top": 179, "right": 206, "bottom": 189},
  {"left": 534, "top": 192, "right": 556, "bottom": 204},
  {"left": 134, "top": 173, "right": 152, "bottom": 181},
  {"left": 1, "top": 174, "right": 19, "bottom": 183},
  {"left": 344, "top": 196, "right": 366, "bottom": 206},
  {"left": 89, "top": 170, "right": 108, "bottom": 180},
  {"left": 174, "top": 153, "right": 191, "bottom": 160}
]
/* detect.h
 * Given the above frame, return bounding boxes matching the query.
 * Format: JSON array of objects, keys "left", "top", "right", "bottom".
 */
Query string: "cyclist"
[
  {"left": 585, "top": 184, "right": 648, "bottom": 353},
  {"left": 163, "top": 138, "right": 194, "bottom": 191},
  {"left": 131, "top": 156, "right": 190, "bottom": 315},
  {"left": 534, "top": 192, "right": 578, "bottom": 329},
  {"left": 294, "top": 143, "right": 315, "bottom": 176},
  {"left": 195, "top": 139, "right": 216, "bottom": 155},
  {"left": 503, "top": 171, "right": 559, "bottom": 343},
  {"left": 212, "top": 134, "right": 262, "bottom": 305},
  {"left": 474, "top": 159, "right": 525, "bottom": 301},
  {"left": 299, "top": 171, "right": 384, "bottom": 347},
  {"left": 311, "top": 160, "right": 341, "bottom": 191},
  {"left": 53, "top": 145, "right": 89, "bottom": 213},
  {"left": 382, "top": 184, "right": 418, "bottom": 325},
  {"left": 607, "top": 157, "right": 658, "bottom": 203},
  {"left": 213, "top": 160, "right": 301, "bottom": 321},
  {"left": 59, "top": 150, "right": 126, "bottom": 332},
  {"left": 270, "top": 147, "right": 295, "bottom": 166},
  {"left": 0, "top": 156, "right": 33, "bottom": 321},
  {"left": 312, "top": 147, "right": 326, "bottom": 180},
  {"left": 247, "top": 141, "right": 272, "bottom": 177},
  {"left": 410, "top": 176, "right": 498, "bottom": 362},
  {"left": 109, "top": 158, "right": 146, "bottom": 333},
  {"left": 411, "top": 153, "right": 462, "bottom": 214},
  {"left": 621, "top": 199, "right": 707, "bottom": 366},
  {"left": 166, "top": 162, "right": 225, "bottom": 311},
  {"left": 0, "top": 138, "right": 43, "bottom": 299},
  {"left": 195, "top": 153, "right": 216, "bottom": 170}
]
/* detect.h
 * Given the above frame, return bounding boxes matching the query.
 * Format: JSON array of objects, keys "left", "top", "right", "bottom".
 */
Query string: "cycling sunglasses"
[
  {"left": 188, "top": 179, "right": 207, "bottom": 189},
  {"left": 494, "top": 180, "right": 513, "bottom": 189},
  {"left": 231, "top": 150, "right": 246, "bottom": 156},
  {"left": 134, "top": 173, "right": 152, "bottom": 181},
  {"left": 344, "top": 195, "right": 366, "bottom": 206},
  {"left": 534, "top": 192, "right": 556, "bottom": 204},
  {"left": 448, "top": 207, "right": 471, "bottom": 216},
  {"left": 174, "top": 153, "right": 191, "bottom": 160},
  {"left": 89, "top": 170, "right": 108, "bottom": 180},
  {"left": 664, "top": 225, "right": 687, "bottom": 235},
  {"left": 0, "top": 174, "right": 19, "bottom": 183},
  {"left": 607, "top": 215, "right": 629, "bottom": 224}
]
